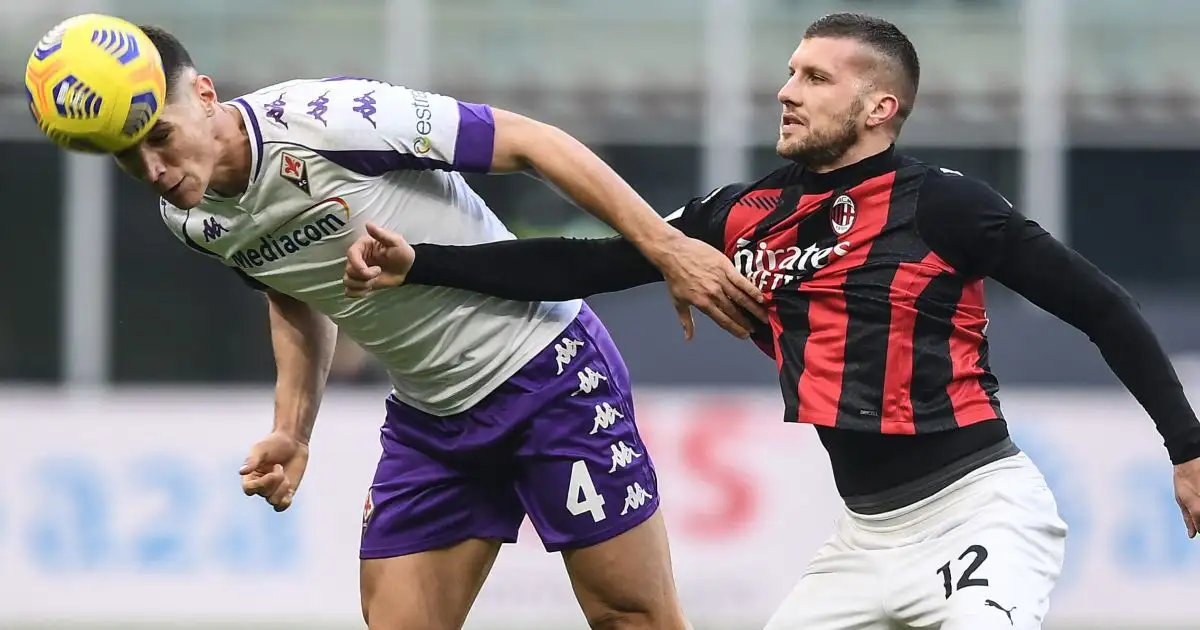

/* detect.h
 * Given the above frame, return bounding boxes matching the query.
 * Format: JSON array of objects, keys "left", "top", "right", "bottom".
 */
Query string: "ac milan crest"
[{"left": 830, "top": 194, "right": 857, "bottom": 235}]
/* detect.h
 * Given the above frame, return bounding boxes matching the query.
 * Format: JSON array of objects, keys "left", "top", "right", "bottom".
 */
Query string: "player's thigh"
[
  {"left": 763, "top": 535, "right": 893, "bottom": 630},
  {"left": 515, "top": 305, "right": 660, "bottom": 553},
  {"left": 904, "top": 481, "right": 1067, "bottom": 630},
  {"left": 359, "top": 399, "right": 526, "bottom": 629},
  {"left": 559, "top": 510, "right": 689, "bottom": 629},
  {"left": 516, "top": 307, "right": 682, "bottom": 626},
  {"left": 360, "top": 537, "right": 503, "bottom": 630}
]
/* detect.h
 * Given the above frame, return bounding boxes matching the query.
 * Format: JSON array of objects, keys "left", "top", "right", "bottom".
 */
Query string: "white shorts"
[{"left": 764, "top": 452, "right": 1068, "bottom": 630}]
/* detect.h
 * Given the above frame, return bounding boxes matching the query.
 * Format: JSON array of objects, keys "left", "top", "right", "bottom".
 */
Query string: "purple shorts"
[{"left": 360, "top": 304, "right": 659, "bottom": 557}]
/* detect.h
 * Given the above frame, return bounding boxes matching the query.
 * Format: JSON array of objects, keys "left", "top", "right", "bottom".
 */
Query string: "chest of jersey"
[
  {"left": 186, "top": 148, "right": 346, "bottom": 247},
  {"left": 722, "top": 168, "right": 941, "bottom": 296},
  {"left": 179, "top": 145, "right": 511, "bottom": 301}
]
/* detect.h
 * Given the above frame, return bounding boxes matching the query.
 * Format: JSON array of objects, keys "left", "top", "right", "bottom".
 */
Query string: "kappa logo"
[
  {"left": 620, "top": 483, "right": 653, "bottom": 516},
  {"left": 280, "top": 151, "right": 311, "bottom": 196},
  {"left": 572, "top": 367, "right": 608, "bottom": 396},
  {"left": 201, "top": 216, "right": 229, "bottom": 242},
  {"left": 608, "top": 441, "right": 642, "bottom": 473},
  {"left": 830, "top": 194, "right": 857, "bottom": 235},
  {"left": 554, "top": 337, "right": 584, "bottom": 375},
  {"left": 591, "top": 402, "right": 625, "bottom": 435}
]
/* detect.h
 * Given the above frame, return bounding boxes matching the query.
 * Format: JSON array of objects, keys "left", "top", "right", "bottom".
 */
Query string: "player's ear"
[
  {"left": 865, "top": 92, "right": 899, "bottom": 130},
  {"left": 194, "top": 75, "right": 219, "bottom": 116}
]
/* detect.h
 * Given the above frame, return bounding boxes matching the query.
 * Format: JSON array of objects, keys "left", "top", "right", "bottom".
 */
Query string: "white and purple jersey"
[{"left": 159, "top": 77, "right": 581, "bottom": 416}]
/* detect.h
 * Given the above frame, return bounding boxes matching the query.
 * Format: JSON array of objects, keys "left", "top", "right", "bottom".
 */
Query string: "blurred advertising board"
[{"left": 0, "top": 386, "right": 1196, "bottom": 628}]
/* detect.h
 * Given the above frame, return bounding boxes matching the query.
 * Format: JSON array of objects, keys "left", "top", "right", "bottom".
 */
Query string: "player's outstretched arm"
[
  {"left": 991, "top": 228, "right": 1200, "bottom": 537},
  {"left": 343, "top": 223, "right": 664, "bottom": 302},
  {"left": 916, "top": 171, "right": 1200, "bottom": 537},
  {"left": 488, "top": 109, "right": 766, "bottom": 339},
  {"left": 239, "top": 291, "right": 338, "bottom": 512}
]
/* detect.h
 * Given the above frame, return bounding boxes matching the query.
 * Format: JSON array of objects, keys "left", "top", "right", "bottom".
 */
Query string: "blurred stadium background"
[{"left": 2, "top": 0, "right": 1200, "bottom": 628}]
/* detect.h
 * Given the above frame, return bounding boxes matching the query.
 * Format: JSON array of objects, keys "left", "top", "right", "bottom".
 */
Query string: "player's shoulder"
[
  {"left": 232, "top": 76, "right": 410, "bottom": 146},
  {"left": 695, "top": 163, "right": 800, "bottom": 210},
  {"left": 898, "top": 158, "right": 1015, "bottom": 230},
  {"left": 902, "top": 157, "right": 1013, "bottom": 209},
  {"left": 159, "top": 197, "right": 187, "bottom": 242}
]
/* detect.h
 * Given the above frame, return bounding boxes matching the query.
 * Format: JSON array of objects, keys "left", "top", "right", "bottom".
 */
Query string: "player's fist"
[
  {"left": 1173, "top": 458, "right": 1200, "bottom": 538},
  {"left": 343, "top": 222, "right": 415, "bottom": 298},
  {"left": 239, "top": 431, "right": 310, "bottom": 512}
]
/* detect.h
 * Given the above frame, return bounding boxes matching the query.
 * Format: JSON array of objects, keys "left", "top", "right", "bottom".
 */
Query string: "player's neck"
[
  {"left": 809, "top": 136, "right": 894, "bottom": 174},
  {"left": 208, "top": 103, "right": 252, "bottom": 198}
]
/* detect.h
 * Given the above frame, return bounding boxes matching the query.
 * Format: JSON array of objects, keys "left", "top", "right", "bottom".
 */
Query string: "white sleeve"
[{"left": 266, "top": 77, "right": 496, "bottom": 175}]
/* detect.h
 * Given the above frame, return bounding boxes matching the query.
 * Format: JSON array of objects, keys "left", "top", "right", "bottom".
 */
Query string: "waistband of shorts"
[
  {"left": 843, "top": 436, "right": 1020, "bottom": 515},
  {"left": 386, "top": 300, "right": 596, "bottom": 416},
  {"left": 842, "top": 449, "right": 1046, "bottom": 538}
]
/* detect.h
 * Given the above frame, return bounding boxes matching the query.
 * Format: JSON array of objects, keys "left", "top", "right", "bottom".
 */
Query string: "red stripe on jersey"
[
  {"left": 921, "top": 249, "right": 958, "bottom": 275},
  {"left": 733, "top": 190, "right": 829, "bottom": 361},
  {"left": 880, "top": 256, "right": 941, "bottom": 434},
  {"left": 750, "top": 191, "right": 836, "bottom": 363},
  {"left": 945, "top": 278, "right": 995, "bottom": 426},
  {"left": 790, "top": 192, "right": 837, "bottom": 232},
  {"left": 796, "top": 172, "right": 897, "bottom": 427},
  {"left": 722, "top": 188, "right": 783, "bottom": 258},
  {"left": 809, "top": 172, "right": 897, "bottom": 282},
  {"left": 796, "top": 284, "right": 846, "bottom": 426}
]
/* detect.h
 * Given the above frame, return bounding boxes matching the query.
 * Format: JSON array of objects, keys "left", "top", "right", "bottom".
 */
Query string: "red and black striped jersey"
[
  {"left": 670, "top": 148, "right": 1002, "bottom": 435},
  {"left": 407, "top": 144, "right": 1200, "bottom": 504}
]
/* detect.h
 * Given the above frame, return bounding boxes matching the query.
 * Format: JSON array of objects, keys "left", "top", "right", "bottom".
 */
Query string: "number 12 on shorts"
[
  {"left": 567, "top": 459, "right": 607, "bottom": 522},
  {"left": 937, "top": 544, "right": 989, "bottom": 599}
]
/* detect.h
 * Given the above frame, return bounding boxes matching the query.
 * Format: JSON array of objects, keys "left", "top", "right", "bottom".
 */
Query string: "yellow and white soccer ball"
[{"left": 25, "top": 14, "right": 167, "bottom": 154}]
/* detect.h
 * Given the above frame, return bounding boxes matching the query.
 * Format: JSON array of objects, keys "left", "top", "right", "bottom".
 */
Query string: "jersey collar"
[
  {"left": 204, "top": 98, "right": 264, "bottom": 205},
  {"left": 797, "top": 144, "right": 899, "bottom": 192}
]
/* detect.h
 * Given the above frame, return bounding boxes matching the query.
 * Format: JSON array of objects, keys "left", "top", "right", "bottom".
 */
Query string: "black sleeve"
[
  {"left": 407, "top": 231, "right": 665, "bottom": 302},
  {"left": 406, "top": 186, "right": 739, "bottom": 301},
  {"left": 916, "top": 171, "right": 1200, "bottom": 465}
]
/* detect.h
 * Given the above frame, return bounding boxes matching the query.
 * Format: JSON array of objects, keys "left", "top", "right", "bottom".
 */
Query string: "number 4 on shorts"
[{"left": 567, "top": 460, "right": 607, "bottom": 522}]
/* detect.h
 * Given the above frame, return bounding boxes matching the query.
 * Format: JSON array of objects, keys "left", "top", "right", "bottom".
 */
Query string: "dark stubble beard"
[{"left": 777, "top": 98, "right": 864, "bottom": 169}]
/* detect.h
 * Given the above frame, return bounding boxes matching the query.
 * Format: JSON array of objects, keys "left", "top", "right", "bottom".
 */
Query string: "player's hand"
[
  {"left": 649, "top": 235, "right": 768, "bottom": 341},
  {"left": 239, "top": 431, "right": 310, "bottom": 512},
  {"left": 343, "top": 222, "right": 415, "bottom": 298},
  {"left": 1173, "top": 458, "right": 1200, "bottom": 538}
]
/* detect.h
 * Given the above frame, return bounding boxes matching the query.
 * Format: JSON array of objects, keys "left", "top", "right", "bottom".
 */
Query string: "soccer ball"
[{"left": 24, "top": 14, "right": 166, "bottom": 154}]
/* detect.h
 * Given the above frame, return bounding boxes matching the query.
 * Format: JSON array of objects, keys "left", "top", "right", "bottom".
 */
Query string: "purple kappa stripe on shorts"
[{"left": 360, "top": 303, "right": 659, "bottom": 558}]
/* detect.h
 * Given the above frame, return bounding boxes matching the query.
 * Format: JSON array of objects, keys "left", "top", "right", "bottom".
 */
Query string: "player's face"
[
  {"left": 776, "top": 37, "right": 872, "bottom": 167},
  {"left": 114, "top": 75, "right": 221, "bottom": 210}
]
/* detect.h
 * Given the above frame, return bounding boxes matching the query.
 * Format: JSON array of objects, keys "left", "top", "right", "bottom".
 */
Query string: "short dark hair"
[
  {"left": 804, "top": 13, "right": 920, "bottom": 126},
  {"left": 137, "top": 25, "right": 194, "bottom": 101}
]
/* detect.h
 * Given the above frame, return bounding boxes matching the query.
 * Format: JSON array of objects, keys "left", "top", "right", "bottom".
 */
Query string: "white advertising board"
[{"left": 0, "top": 387, "right": 1196, "bottom": 628}]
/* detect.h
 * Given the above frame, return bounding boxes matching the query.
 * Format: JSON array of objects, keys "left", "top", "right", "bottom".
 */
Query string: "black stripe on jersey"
[
  {"left": 832, "top": 173, "right": 923, "bottom": 430},
  {"left": 975, "top": 322, "right": 1004, "bottom": 418},
  {"left": 833, "top": 227, "right": 896, "bottom": 429},
  {"left": 910, "top": 273, "right": 963, "bottom": 433},
  {"left": 775, "top": 291, "right": 810, "bottom": 423}
]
